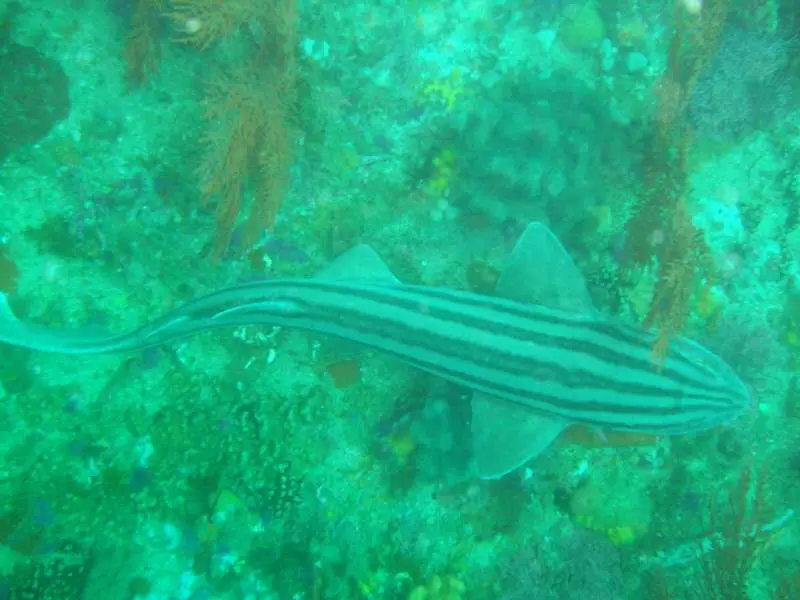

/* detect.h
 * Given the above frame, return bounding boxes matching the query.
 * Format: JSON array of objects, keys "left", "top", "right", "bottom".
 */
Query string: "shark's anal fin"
[
  {"left": 472, "top": 393, "right": 566, "bottom": 479},
  {"left": 472, "top": 222, "right": 594, "bottom": 479}
]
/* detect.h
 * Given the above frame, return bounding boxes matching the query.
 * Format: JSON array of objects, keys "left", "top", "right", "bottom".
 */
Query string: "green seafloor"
[{"left": 0, "top": 0, "right": 800, "bottom": 598}]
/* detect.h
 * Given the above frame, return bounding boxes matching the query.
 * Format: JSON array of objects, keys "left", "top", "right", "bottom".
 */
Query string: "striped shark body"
[{"left": 0, "top": 223, "right": 750, "bottom": 478}]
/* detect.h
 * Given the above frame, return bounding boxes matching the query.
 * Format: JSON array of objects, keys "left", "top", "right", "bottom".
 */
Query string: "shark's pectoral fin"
[
  {"left": 471, "top": 392, "right": 567, "bottom": 479},
  {"left": 468, "top": 222, "right": 586, "bottom": 479},
  {"left": 496, "top": 222, "right": 595, "bottom": 314},
  {"left": 315, "top": 244, "right": 400, "bottom": 284}
]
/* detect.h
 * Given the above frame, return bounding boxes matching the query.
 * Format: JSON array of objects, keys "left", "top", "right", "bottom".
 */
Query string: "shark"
[{"left": 0, "top": 222, "right": 750, "bottom": 478}]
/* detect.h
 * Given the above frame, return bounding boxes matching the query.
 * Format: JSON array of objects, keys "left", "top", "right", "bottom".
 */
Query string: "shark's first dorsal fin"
[
  {"left": 471, "top": 393, "right": 566, "bottom": 479},
  {"left": 495, "top": 221, "right": 594, "bottom": 313},
  {"left": 315, "top": 244, "right": 400, "bottom": 283}
]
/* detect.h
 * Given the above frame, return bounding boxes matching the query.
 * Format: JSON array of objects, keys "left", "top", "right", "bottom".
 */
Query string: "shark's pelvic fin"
[{"left": 472, "top": 222, "right": 593, "bottom": 479}]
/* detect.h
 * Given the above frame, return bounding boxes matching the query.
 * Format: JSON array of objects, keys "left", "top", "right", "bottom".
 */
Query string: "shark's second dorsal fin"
[
  {"left": 495, "top": 221, "right": 594, "bottom": 314},
  {"left": 315, "top": 244, "right": 400, "bottom": 283}
]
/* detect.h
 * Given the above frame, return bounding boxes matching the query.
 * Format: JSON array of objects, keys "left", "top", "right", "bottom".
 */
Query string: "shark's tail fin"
[{"left": 0, "top": 292, "right": 122, "bottom": 354}]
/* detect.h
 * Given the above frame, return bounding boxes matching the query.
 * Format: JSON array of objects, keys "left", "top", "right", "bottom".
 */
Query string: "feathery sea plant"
[
  {"left": 625, "top": 0, "right": 730, "bottom": 361},
  {"left": 166, "top": 0, "right": 299, "bottom": 259}
]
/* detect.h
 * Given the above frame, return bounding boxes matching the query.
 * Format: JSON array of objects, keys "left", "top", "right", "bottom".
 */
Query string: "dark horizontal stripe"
[
  {"left": 287, "top": 280, "right": 726, "bottom": 398},
  {"left": 178, "top": 290, "right": 729, "bottom": 433},
  {"left": 282, "top": 294, "right": 729, "bottom": 421},
  {"left": 377, "top": 284, "right": 722, "bottom": 391},
  {"left": 294, "top": 313, "right": 714, "bottom": 431},
  {"left": 396, "top": 283, "right": 677, "bottom": 361},
  {"left": 143, "top": 277, "right": 704, "bottom": 385},
  {"left": 127, "top": 279, "right": 738, "bottom": 428},
  {"left": 200, "top": 282, "right": 732, "bottom": 408},
  {"left": 157, "top": 278, "right": 713, "bottom": 392},
  {"left": 340, "top": 303, "right": 730, "bottom": 409}
]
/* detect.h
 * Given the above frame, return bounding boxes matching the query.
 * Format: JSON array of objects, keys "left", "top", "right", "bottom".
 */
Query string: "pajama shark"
[{"left": 0, "top": 222, "right": 750, "bottom": 478}]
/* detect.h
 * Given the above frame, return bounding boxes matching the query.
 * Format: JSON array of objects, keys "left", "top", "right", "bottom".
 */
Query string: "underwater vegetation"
[
  {"left": 0, "top": 3, "right": 70, "bottom": 162},
  {"left": 120, "top": 0, "right": 301, "bottom": 260}
]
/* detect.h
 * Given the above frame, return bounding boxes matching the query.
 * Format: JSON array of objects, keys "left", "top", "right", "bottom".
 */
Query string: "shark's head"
[{"left": 666, "top": 335, "right": 752, "bottom": 432}]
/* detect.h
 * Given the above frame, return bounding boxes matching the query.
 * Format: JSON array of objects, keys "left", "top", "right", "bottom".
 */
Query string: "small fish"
[
  {"left": 258, "top": 238, "right": 310, "bottom": 263},
  {"left": 0, "top": 223, "right": 751, "bottom": 479}
]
